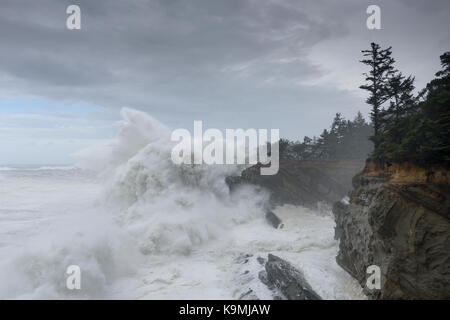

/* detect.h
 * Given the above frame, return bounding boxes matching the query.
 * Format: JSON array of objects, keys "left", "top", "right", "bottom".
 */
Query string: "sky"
[{"left": 0, "top": 0, "right": 449, "bottom": 165}]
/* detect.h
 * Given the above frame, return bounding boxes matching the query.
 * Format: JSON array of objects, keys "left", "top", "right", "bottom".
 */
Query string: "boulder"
[
  {"left": 262, "top": 254, "right": 321, "bottom": 300},
  {"left": 265, "top": 210, "right": 283, "bottom": 229}
]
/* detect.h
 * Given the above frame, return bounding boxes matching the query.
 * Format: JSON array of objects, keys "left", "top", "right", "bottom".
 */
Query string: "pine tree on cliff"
[
  {"left": 367, "top": 51, "right": 450, "bottom": 166},
  {"left": 416, "top": 51, "right": 450, "bottom": 165},
  {"left": 347, "top": 112, "right": 373, "bottom": 159},
  {"left": 359, "top": 43, "right": 395, "bottom": 149},
  {"left": 386, "top": 73, "right": 416, "bottom": 118},
  {"left": 382, "top": 72, "right": 416, "bottom": 145},
  {"left": 329, "top": 113, "right": 346, "bottom": 158}
]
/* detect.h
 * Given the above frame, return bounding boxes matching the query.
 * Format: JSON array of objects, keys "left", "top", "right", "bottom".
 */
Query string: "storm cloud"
[{"left": 0, "top": 0, "right": 449, "bottom": 163}]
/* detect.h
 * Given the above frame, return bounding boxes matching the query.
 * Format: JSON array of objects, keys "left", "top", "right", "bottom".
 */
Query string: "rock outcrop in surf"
[{"left": 259, "top": 254, "right": 322, "bottom": 300}]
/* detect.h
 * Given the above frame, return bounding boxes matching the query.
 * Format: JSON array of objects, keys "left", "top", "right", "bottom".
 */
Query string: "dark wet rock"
[
  {"left": 262, "top": 254, "right": 322, "bottom": 300},
  {"left": 334, "top": 164, "right": 450, "bottom": 299},
  {"left": 239, "top": 289, "right": 259, "bottom": 300},
  {"left": 265, "top": 210, "right": 283, "bottom": 229},
  {"left": 258, "top": 270, "right": 272, "bottom": 288},
  {"left": 235, "top": 253, "right": 252, "bottom": 264},
  {"left": 257, "top": 256, "right": 266, "bottom": 265}
]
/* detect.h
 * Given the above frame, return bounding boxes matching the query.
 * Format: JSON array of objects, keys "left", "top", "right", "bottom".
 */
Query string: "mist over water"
[{"left": 0, "top": 108, "right": 364, "bottom": 299}]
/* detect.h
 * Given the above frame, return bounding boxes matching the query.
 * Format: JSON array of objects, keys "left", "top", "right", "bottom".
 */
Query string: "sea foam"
[{"left": 0, "top": 108, "right": 267, "bottom": 299}]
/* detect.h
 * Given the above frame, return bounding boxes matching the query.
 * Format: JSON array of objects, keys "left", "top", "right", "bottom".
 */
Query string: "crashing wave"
[{"left": 78, "top": 108, "right": 268, "bottom": 255}]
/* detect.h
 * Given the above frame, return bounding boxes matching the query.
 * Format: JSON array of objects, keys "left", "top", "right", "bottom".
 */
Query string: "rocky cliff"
[
  {"left": 226, "top": 160, "right": 364, "bottom": 209},
  {"left": 333, "top": 161, "right": 450, "bottom": 299}
]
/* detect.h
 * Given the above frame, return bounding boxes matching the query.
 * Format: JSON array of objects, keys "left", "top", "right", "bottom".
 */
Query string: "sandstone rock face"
[
  {"left": 334, "top": 165, "right": 450, "bottom": 299},
  {"left": 226, "top": 161, "right": 364, "bottom": 208}
]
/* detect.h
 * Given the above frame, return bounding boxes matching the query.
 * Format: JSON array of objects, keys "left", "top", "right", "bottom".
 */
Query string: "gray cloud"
[{"left": 0, "top": 0, "right": 449, "bottom": 140}]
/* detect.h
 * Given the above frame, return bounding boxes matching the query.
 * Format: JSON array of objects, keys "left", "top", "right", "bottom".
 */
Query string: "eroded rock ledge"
[
  {"left": 333, "top": 161, "right": 450, "bottom": 299},
  {"left": 226, "top": 160, "right": 364, "bottom": 208}
]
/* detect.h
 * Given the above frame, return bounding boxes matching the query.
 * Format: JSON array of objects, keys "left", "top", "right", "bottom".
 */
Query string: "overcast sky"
[{"left": 0, "top": 0, "right": 449, "bottom": 164}]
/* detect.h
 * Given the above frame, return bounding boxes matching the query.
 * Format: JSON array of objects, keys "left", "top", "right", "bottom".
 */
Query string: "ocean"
[{"left": 0, "top": 109, "right": 365, "bottom": 299}]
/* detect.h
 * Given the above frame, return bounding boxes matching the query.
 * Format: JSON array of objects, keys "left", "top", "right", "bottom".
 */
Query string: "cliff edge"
[
  {"left": 226, "top": 160, "right": 364, "bottom": 208},
  {"left": 333, "top": 161, "right": 450, "bottom": 299}
]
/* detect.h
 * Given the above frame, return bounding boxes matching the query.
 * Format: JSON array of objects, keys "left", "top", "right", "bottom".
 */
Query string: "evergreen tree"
[
  {"left": 416, "top": 52, "right": 450, "bottom": 165},
  {"left": 353, "top": 111, "right": 366, "bottom": 126},
  {"left": 351, "top": 112, "right": 373, "bottom": 159},
  {"left": 278, "top": 112, "right": 373, "bottom": 161},
  {"left": 316, "top": 129, "right": 331, "bottom": 160},
  {"left": 329, "top": 113, "right": 345, "bottom": 158},
  {"left": 364, "top": 50, "right": 450, "bottom": 167},
  {"left": 382, "top": 72, "right": 416, "bottom": 147},
  {"left": 360, "top": 43, "right": 395, "bottom": 148}
]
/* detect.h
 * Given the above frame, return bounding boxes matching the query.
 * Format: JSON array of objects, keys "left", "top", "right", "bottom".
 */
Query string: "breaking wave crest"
[{"left": 82, "top": 108, "right": 268, "bottom": 255}]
